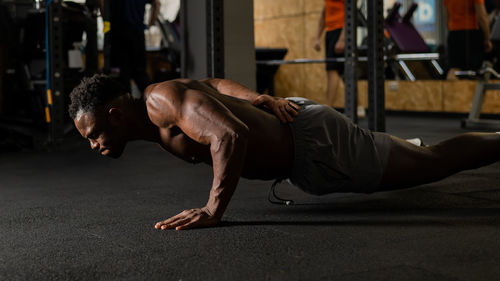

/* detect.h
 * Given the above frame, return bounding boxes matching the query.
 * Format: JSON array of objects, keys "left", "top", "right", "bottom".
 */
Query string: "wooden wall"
[
  {"left": 253, "top": 0, "right": 500, "bottom": 114},
  {"left": 348, "top": 80, "right": 500, "bottom": 114},
  {"left": 254, "top": 0, "right": 328, "bottom": 103}
]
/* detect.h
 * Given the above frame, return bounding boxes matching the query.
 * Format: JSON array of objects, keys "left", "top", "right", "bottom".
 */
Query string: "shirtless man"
[{"left": 70, "top": 74, "right": 500, "bottom": 230}]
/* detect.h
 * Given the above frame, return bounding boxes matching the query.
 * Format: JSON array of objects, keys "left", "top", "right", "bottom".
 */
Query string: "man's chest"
[{"left": 158, "top": 127, "right": 212, "bottom": 164}]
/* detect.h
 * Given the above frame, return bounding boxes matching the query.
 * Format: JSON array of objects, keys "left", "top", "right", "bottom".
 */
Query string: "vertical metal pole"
[
  {"left": 436, "top": 0, "right": 446, "bottom": 47},
  {"left": 207, "top": 0, "right": 224, "bottom": 78},
  {"left": 179, "top": 1, "right": 188, "bottom": 78},
  {"left": 85, "top": 0, "right": 99, "bottom": 74},
  {"left": 45, "top": 0, "right": 53, "bottom": 143},
  {"left": 367, "top": 0, "right": 385, "bottom": 132},
  {"left": 468, "top": 71, "right": 489, "bottom": 120},
  {"left": 180, "top": 1, "right": 188, "bottom": 78},
  {"left": 102, "top": 0, "right": 111, "bottom": 74},
  {"left": 48, "top": 0, "right": 65, "bottom": 141},
  {"left": 344, "top": 0, "right": 358, "bottom": 123}
]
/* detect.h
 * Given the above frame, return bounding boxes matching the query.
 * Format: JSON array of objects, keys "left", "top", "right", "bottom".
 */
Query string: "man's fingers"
[
  {"left": 288, "top": 102, "right": 301, "bottom": 112},
  {"left": 273, "top": 107, "right": 286, "bottom": 123},
  {"left": 164, "top": 218, "right": 191, "bottom": 230},
  {"left": 280, "top": 106, "right": 293, "bottom": 122},
  {"left": 155, "top": 209, "right": 207, "bottom": 230},
  {"left": 154, "top": 207, "right": 220, "bottom": 231},
  {"left": 170, "top": 215, "right": 204, "bottom": 230},
  {"left": 155, "top": 217, "right": 178, "bottom": 229},
  {"left": 157, "top": 217, "right": 191, "bottom": 230},
  {"left": 155, "top": 210, "right": 192, "bottom": 229},
  {"left": 286, "top": 103, "right": 299, "bottom": 116},
  {"left": 156, "top": 217, "right": 181, "bottom": 229}
]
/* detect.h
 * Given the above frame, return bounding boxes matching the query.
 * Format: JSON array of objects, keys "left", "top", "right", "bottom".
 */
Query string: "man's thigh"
[{"left": 378, "top": 136, "right": 439, "bottom": 190}]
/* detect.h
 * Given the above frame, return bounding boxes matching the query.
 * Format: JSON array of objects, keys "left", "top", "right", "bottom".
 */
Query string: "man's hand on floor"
[
  {"left": 253, "top": 94, "right": 301, "bottom": 123},
  {"left": 155, "top": 207, "right": 220, "bottom": 230}
]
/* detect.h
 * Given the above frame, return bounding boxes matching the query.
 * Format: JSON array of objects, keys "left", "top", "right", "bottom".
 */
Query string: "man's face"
[{"left": 74, "top": 110, "right": 127, "bottom": 158}]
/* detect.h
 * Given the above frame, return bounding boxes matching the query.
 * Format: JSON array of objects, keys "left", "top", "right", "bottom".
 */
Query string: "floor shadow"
[
  {"left": 261, "top": 203, "right": 500, "bottom": 215},
  {"left": 221, "top": 207, "right": 500, "bottom": 228}
]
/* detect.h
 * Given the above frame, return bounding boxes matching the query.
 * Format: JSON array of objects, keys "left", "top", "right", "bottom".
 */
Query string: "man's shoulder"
[
  {"left": 144, "top": 80, "right": 186, "bottom": 100},
  {"left": 144, "top": 81, "right": 188, "bottom": 127}
]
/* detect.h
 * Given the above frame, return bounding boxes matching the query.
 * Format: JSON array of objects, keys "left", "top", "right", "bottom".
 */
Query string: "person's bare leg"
[
  {"left": 446, "top": 68, "right": 460, "bottom": 80},
  {"left": 326, "top": 70, "right": 341, "bottom": 107},
  {"left": 379, "top": 133, "right": 500, "bottom": 190}
]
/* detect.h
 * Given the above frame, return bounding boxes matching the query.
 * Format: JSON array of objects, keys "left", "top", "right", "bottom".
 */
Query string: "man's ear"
[{"left": 107, "top": 107, "right": 123, "bottom": 125}]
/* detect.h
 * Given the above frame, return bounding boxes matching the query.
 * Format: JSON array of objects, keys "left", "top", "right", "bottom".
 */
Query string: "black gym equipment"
[
  {"left": 365, "top": 0, "right": 385, "bottom": 132},
  {"left": 155, "top": 18, "right": 182, "bottom": 81},
  {"left": 180, "top": 0, "right": 225, "bottom": 79},
  {"left": 0, "top": 1, "right": 50, "bottom": 148},
  {"left": 383, "top": 2, "right": 444, "bottom": 81},
  {"left": 0, "top": 0, "right": 98, "bottom": 149},
  {"left": 255, "top": 47, "right": 288, "bottom": 96},
  {"left": 343, "top": 0, "right": 385, "bottom": 131},
  {"left": 461, "top": 12, "right": 500, "bottom": 130},
  {"left": 46, "top": 0, "right": 99, "bottom": 143}
]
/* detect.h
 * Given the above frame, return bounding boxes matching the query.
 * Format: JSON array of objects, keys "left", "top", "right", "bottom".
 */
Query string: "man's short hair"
[{"left": 68, "top": 74, "right": 127, "bottom": 119}]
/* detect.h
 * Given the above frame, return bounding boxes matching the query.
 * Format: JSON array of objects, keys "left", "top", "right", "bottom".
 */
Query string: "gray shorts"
[{"left": 286, "top": 97, "right": 392, "bottom": 195}]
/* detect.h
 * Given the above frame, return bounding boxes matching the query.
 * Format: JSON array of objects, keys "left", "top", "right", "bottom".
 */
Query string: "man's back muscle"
[{"left": 144, "top": 79, "right": 293, "bottom": 180}]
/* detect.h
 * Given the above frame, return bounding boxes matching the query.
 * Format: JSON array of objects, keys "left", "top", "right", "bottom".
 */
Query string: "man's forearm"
[
  {"left": 205, "top": 127, "right": 249, "bottom": 218},
  {"left": 202, "top": 78, "right": 301, "bottom": 124},
  {"left": 203, "top": 78, "right": 261, "bottom": 102}
]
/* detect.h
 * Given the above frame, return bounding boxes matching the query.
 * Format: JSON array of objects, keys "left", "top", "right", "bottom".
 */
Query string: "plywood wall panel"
[
  {"left": 255, "top": 15, "right": 306, "bottom": 98},
  {"left": 442, "top": 81, "right": 476, "bottom": 113},
  {"left": 330, "top": 80, "right": 366, "bottom": 108},
  {"left": 385, "top": 81, "right": 442, "bottom": 111},
  {"left": 255, "top": 1, "right": 322, "bottom": 99},
  {"left": 254, "top": 0, "right": 304, "bottom": 20},
  {"left": 482, "top": 88, "right": 500, "bottom": 113},
  {"left": 305, "top": 0, "right": 324, "bottom": 13},
  {"left": 302, "top": 12, "right": 328, "bottom": 103},
  {"left": 274, "top": 65, "right": 305, "bottom": 98},
  {"left": 302, "top": 64, "right": 327, "bottom": 103},
  {"left": 254, "top": 16, "right": 305, "bottom": 57}
]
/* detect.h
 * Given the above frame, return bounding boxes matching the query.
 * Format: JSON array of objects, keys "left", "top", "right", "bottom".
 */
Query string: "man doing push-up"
[{"left": 69, "top": 74, "right": 500, "bottom": 230}]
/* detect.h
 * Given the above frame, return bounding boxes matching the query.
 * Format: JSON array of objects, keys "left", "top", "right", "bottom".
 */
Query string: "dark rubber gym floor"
[{"left": 2, "top": 114, "right": 500, "bottom": 281}]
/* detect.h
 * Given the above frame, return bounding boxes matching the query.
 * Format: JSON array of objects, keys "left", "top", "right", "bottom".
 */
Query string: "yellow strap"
[
  {"left": 45, "top": 106, "right": 51, "bottom": 123},
  {"left": 47, "top": 89, "right": 53, "bottom": 105}
]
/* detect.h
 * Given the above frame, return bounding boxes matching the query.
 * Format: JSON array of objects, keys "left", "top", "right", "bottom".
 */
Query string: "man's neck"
[{"left": 127, "top": 99, "right": 161, "bottom": 143}]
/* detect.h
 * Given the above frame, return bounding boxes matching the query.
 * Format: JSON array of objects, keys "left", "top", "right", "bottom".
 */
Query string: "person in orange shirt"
[{"left": 443, "top": 0, "right": 493, "bottom": 80}]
